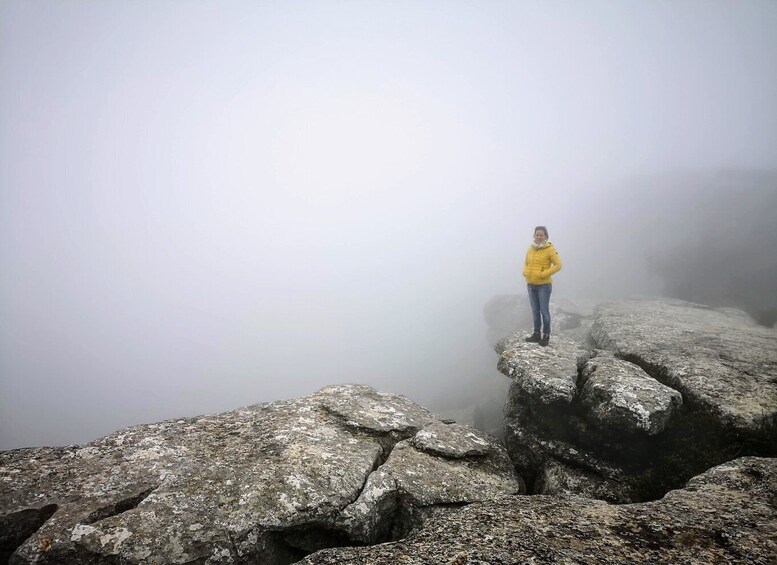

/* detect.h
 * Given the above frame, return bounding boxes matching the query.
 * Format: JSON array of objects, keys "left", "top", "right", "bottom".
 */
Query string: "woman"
[{"left": 523, "top": 226, "right": 562, "bottom": 346}]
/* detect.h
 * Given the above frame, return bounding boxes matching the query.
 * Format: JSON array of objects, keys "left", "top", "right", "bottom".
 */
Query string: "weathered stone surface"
[
  {"left": 0, "top": 384, "right": 521, "bottom": 565},
  {"left": 591, "top": 298, "right": 777, "bottom": 435},
  {"left": 302, "top": 456, "right": 777, "bottom": 564},
  {"left": 496, "top": 333, "right": 590, "bottom": 406},
  {"left": 338, "top": 431, "right": 522, "bottom": 544},
  {"left": 441, "top": 295, "right": 596, "bottom": 447},
  {"left": 320, "top": 386, "right": 431, "bottom": 435},
  {"left": 502, "top": 416, "right": 642, "bottom": 502},
  {"left": 535, "top": 457, "right": 635, "bottom": 503},
  {"left": 580, "top": 353, "right": 683, "bottom": 435},
  {"left": 500, "top": 298, "right": 777, "bottom": 502},
  {"left": 409, "top": 421, "right": 491, "bottom": 458}
]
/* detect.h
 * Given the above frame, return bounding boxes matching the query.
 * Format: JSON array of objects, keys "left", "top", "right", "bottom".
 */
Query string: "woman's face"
[{"left": 534, "top": 230, "right": 547, "bottom": 244}]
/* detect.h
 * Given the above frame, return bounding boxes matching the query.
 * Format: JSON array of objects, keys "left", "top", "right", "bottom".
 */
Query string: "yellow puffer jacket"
[{"left": 523, "top": 242, "right": 562, "bottom": 285}]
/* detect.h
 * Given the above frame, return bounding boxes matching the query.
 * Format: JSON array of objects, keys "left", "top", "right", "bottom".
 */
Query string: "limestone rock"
[
  {"left": 591, "top": 298, "right": 777, "bottom": 435},
  {"left": 502, "top": 416, "right": 642, "bottom": 502},
  {"left": 319, "top": 386, "right": 431, "bottom": 435},
  {"left": 496, "top": 333, "right": 590, "bottom": 406},
  {"left": 338, "top": 430, "right": 522, "bottom": 544},
  {"left": 500, "top": 298, "right": 777, "bottom": 502},
  {"left": 0, "top": 384, "right": 521, "bottom": 565},
  {"left": 409, "top": 421, "right": 492, "bottom": 458},
  {"left": 302, "top": 456, "right": 777, "bottom": 564},
  {"left": 580, "top": 353, "right": 683, "bottom": 435},
  {"left": 535, "top": 457, "right": 635, "bottom": 503}
]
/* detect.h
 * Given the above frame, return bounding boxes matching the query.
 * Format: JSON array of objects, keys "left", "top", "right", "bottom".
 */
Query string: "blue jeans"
[{"left": 527, "top": 283, "right": 552, "bottom": 335}]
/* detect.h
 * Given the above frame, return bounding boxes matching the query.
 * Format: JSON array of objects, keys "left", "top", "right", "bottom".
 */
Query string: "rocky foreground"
[
  {"left": 1, "top": 385, "right": 520, "bottom": 564},
  {"left": 303, "top": 456, "right": 777, "bottom": 564},
  {"left": 2, "top": 298, "right": 777, "bottom": 564}
]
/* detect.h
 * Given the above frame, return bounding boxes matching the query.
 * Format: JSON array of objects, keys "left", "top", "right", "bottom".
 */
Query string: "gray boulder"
[
  {"left": 592, "top": 298, "right": 777, "bottom": 435},
  {"left": 0, "top": 384, "right": 522, "bottom": 565},
  {"left": 499, "top": 298, "right": 777, "bottom": 502},
  {"left": 550, "top": 297, "right": 599, "bottom": 346},
  {"left": 580, "top": 353, "right": 683, "bottom": 435},
  {"left": 303, "top": 456, "right": 777, "bottom": 564}
]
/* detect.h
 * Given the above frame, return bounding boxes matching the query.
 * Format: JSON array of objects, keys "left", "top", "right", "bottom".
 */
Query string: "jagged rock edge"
[
  {"left": 517, "top": 345, "right": 660, "bottom": 496},
  {"left": 83, "top": 486, "right": 158, "bottom": 525},
  {"left": 318, "top": 407, "right": 498, "bottom": 552},
  {"left": 0, "top": 504, "right": 59, "bottom": 562},
  {"left": 304, "top": 404, "right": 430, "bottom": 552}
]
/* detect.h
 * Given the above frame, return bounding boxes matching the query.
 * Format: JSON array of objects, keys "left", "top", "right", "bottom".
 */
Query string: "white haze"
[{"left": 2, "top": 1, "right": 776, "bottom": 449}]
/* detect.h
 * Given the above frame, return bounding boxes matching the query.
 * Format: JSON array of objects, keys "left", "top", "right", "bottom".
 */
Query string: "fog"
[{"left": 2, "top": 1, "right": 776, "bottom": 450}]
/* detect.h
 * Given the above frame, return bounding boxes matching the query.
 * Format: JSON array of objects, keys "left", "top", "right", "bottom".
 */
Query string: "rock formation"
[
  {"left": 498, "top": 298, "right": 777, "bottom": 502},
  {"left": 0, "top": 385, "right": 521, "bottom": 564},
  {"left": 3, "top": 297, "right": 776, "bottom": 564},
  {"left": 303, "top": 456, "right": 777, "bottom": 564}
]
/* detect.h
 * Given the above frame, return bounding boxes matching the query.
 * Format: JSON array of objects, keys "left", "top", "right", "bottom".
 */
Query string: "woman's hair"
[{"left": 534, "top": 226, "right": 548, "bottom": 237}]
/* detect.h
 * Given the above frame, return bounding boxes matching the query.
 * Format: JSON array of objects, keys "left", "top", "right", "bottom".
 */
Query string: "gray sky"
[{"left": 2, "top": 1, "right": 776, "bottom": 450}]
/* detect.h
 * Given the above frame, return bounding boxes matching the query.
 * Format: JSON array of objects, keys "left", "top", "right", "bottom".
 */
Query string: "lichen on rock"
[
  {"left": 0, "top": 384, "right": 520, "bottom": 564},
  {"left": 302, "top": 457, "right": 777, "bottom": 564}
]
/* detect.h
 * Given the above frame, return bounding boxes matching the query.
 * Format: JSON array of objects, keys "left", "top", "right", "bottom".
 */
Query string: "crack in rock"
[
  {"left": 2, "top": 384, "right": 521, "bottom": 565},
  {"left": 336, "top": 424, "right": 524, "bottom": 545},
  {"left": 500, "top": 298, "right": 777, "bottom": 503},
  {"left": 579, "top": 353, "right": 683, "bottom": 436},
  {"left": 0, "top": 504, "right": 58, "bottom": 563},
  {"left": 300, "top": 457, "right": 777, "bottom": 564},
  {"left": 83, "top": 486, "right": 157, "bottom": 525}
]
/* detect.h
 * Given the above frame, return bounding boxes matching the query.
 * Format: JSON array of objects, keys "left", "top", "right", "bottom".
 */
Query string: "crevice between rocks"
[
  {"left": 510, "top": 347, "right": 685, "bottom": 501},
  {"left": 247, "top": 411, "right": 422, "bottom": 565},
  {"left": 279, "top": 522, "right": 367, "bottom": 560},
  {"left": 335, "top": 440, "right": 392, "bottom": 518},
  {"left": 579, "top": 348, "right": 768, "bottom": 500},
  {"left": 274, "top": 418, "right": 464, "bottom": 564},
  {"left": 83, "top": 486, "right": 157, "bottom": 525},
  {"left": 0, "top": 503, "right": 58, "bottom": 563},
  {"left": 263, "top": 498, "right": 417, "bottom": 565},
  {"left": 614, "top": 354, "right": 686, "bottom": 401},
  {"left": 318, "top": 403, "right": 423, "bottom": 511}
]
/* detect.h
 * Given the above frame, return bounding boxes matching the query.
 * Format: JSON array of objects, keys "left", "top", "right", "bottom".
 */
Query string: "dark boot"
[
  {"left": 539, "top": 334, "right": 550, "bottom": 347},
  {"left": 525, "top": 332, "right": 541, "bottom": 343}
]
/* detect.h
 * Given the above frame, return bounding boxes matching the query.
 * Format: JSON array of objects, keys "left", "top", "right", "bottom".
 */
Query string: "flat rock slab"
[
  {"left": 496, "top": 333, "right": 590, "bottom": 405},
  {"left": 1, "top": 384, "right": 519, "bottom": 565},
  {"left": 409, "top": 421, "right": 492, "bottom": 458},
  {"left": 303, "top": 456, "right": 777, "bottom": 564},
  {"left": 580, "top": 353, "right": 683, "bottom": 435},
  {"left": 320, "top": 386, "right": 431, "bottom": 434},
  {"left": 591, "top": 299, "right": 777, "bottom": 435}
]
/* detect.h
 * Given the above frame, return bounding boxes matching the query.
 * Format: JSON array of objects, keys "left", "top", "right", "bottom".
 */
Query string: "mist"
[{"left": 2, "top": 1, "right": 776, "bottom": 450}]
